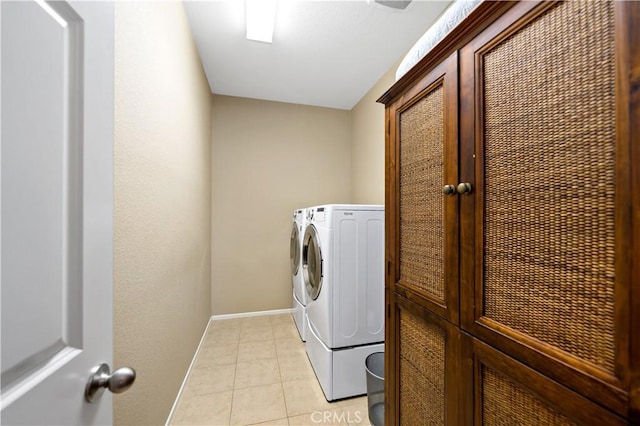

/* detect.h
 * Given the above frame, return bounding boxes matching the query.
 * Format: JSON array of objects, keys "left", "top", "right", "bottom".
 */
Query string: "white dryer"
[
  {"left": 302, "top": 204, "right": 384, "bottom": 401},
  {"left": 290, "top": 208, "right": 308, "bottom": 341}
]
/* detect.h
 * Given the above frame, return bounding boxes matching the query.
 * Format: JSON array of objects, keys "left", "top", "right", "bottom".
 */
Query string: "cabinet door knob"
[
  {"left": 443, "top": 184, "right": 457, "bottom": 195},
  {"left": 457, "top": 182, "right": 473, "bottom": 194}
]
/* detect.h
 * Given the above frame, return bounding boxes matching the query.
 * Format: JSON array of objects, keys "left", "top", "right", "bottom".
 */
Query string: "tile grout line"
[
  {"left": 229, "top": 319, "right": 242, "bottom": 426},
  {"left": 228, "top": 358, "right": 238, "bottom": 425},
  {"left": 267, "top": 319, "right": 288, "bottom": 425},
  {"left": 274, "top": 319, "right": 290, "bottom": 423},
  {"left": 233, "top": 318, "right": 284, "bottom": 425},
  {"left": 272, "top": 314, "right": 296, "bottom": 425}
]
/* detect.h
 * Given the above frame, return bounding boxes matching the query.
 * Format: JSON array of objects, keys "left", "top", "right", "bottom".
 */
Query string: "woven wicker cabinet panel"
[
  {"left": 481, "top": 366, "right": 577, "bottom": 426},
  {"left": 398, "top": 83, "right": 446, "bottom": 303},
  {"left": 466, "top": 337, "right": 627, "bottom": 426},
  {"left": 398, "top": 306, "right": 446, "bottom": 426},
  {"left": 480, "top": 1, "right": 616, "bottom": 371}
]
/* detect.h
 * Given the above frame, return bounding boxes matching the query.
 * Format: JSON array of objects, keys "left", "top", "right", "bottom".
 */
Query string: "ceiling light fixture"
[{"left": 246, "top": 0, "right": 277, "bottom": 44}]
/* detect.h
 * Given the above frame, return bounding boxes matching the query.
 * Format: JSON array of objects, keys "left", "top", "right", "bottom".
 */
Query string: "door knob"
[
  {"left": 85, "top": 363, "right": 136, "bottom": 402},
  {"left": 457, "top": 182, "right": 473, "bottom": 194},
  {"left": 443, "top": 184, "right": 456, "bottom": 195}
]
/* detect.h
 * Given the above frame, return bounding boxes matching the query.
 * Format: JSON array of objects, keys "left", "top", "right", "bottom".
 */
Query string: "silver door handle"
[{"left": 85, "top": 363, "right": 136, "bottom": 402}]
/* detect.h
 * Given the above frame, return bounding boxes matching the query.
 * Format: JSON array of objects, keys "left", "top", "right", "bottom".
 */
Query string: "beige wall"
[
  {"left": 211, "top": 95, "right": 351, "bottom": 315},
  {"left": 114, "top": 2, "right": 212, "bottom": 425},
  {"left": 350, "top": 65, "right": 398, "bottom": 205}
]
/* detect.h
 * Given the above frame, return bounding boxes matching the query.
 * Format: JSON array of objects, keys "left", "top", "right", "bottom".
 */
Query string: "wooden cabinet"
[
  {"left": 463, "top": 337, "right": 626, "bottom": 426},
  {"left": 380, "top": 1, "right": 640, "bottom": 424},
  {"left": 387, "top": 52, "right": 460, "bottom": 325},
  {"left": 388, "top": 293, "right": 464, "bottom": 426}
]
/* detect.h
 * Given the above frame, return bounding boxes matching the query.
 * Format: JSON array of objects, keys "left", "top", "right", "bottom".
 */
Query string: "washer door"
[
  {"left": 290, "top": 222, "right": 300, "bottom": 276},
  {"left": 302, "top": 225, "right": 322, "bottom": 300}
]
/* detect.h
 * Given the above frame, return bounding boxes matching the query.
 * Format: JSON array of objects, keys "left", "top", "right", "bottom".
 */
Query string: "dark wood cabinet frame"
[{"left": 380, "top": 0, "right": 640, "bottom": 423}]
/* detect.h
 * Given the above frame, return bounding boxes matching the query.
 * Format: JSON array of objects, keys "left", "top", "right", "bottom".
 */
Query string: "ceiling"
[{"left": 184, "top": 0, "right": 451, "bottom": 110}]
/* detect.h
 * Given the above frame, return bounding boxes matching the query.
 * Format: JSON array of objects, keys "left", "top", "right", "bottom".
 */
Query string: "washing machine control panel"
[{"left": 307, "top": 207, "right": 325, "bottom": 223}]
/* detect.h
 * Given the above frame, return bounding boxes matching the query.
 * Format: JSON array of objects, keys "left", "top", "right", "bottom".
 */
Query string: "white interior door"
[{"left": 1, "top": 1, "right": 116, "bottom": 424}]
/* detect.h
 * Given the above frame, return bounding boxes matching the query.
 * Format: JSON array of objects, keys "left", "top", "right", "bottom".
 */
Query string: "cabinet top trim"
[{"left": 377, "top": 0, "right": 515, "bottom": 106}]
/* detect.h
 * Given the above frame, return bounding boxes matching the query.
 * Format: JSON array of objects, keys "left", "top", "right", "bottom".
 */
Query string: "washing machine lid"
[
  {"left": 290, "top": 222, "right": 300, "bottom": 276},
  {"left": 303, "top": 225, "right": 322, "bottom": 300}
]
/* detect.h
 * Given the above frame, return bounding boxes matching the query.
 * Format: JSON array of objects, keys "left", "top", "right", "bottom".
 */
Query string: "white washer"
[
  {"left": 302, "top": 204, "right": 385, "bottom": 401},
  {"left": 290, "top": 208, "right": 308, "bottom": 341}
]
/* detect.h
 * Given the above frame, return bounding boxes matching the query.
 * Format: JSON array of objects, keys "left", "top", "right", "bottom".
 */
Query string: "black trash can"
[{"left": 365, "top": 352, "right": 384, "bottom": 426}]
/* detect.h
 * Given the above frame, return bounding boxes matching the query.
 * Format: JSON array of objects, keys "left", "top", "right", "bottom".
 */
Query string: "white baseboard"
[
  {"left": 211, "top": 308, "right": 294, "bottom": 321},
  {"left": 165, "top": 316, "right": 214, "bottom": 426}
]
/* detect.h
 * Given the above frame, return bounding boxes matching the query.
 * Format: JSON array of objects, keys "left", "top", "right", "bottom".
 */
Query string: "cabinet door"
[
  {"left": 387, "top": 293, "right": 464, "bottom": 426},
  {"left": 459, "top": 0, "right": 639, "bottom": 418},
  {"left": 462, "top": 336, "right": 626, "bottom": 426},
  {"left": 387, "top": 52, "right": 459, "bottom": 324}
]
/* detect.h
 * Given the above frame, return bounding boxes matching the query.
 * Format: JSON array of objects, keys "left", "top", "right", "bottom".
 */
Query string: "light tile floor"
[{"left": 169, "top": 314, "right": 371, "bottom": 426}]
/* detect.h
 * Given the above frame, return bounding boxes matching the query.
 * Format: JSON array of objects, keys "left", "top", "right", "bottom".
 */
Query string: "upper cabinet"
[
  {"left": 381, "top": 1, "right": 640, "bottom": 424},
  {"left": 387, "top": 52, "right": 460, "bottom": 325}
]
